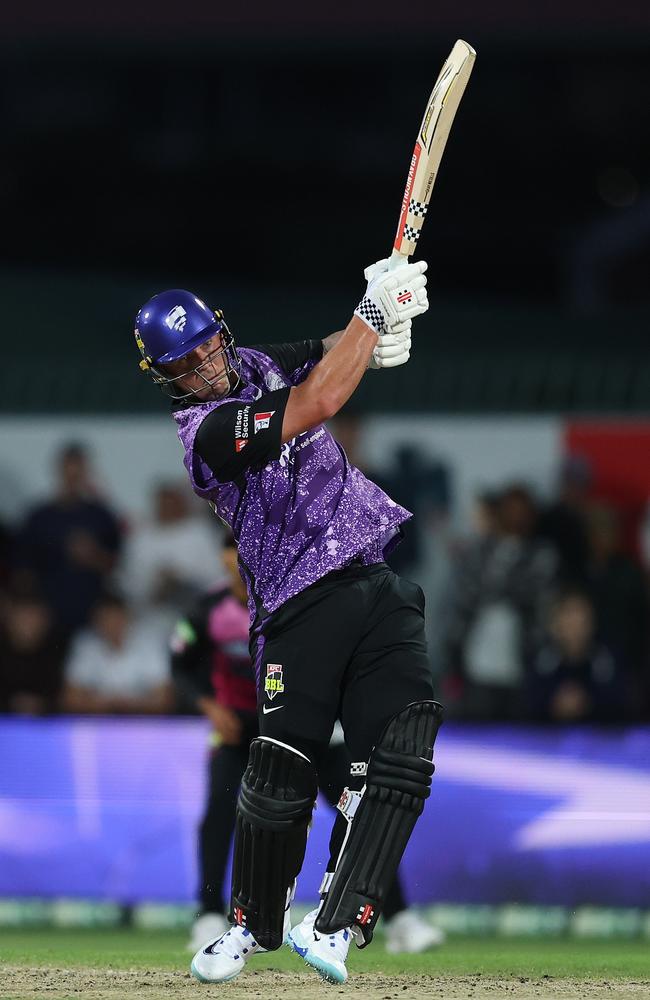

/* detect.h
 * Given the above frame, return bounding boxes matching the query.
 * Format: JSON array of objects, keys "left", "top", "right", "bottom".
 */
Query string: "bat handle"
[{"left": 388, "top": 249, "right": 410, "bottom": 270}]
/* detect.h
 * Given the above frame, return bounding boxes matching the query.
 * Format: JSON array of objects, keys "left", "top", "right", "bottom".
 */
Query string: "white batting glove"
[
  {"left": 368, "top": 319, "right": 411, "bottom": 369},
  {"left": 363, "top": 257, "right": 395, "bottom": 283},
  {"left": 354, "top": 259, "right": 428, "bottom": 335},
  {"left": 362, "top": 257, "right": 421, "bottom": 368}
]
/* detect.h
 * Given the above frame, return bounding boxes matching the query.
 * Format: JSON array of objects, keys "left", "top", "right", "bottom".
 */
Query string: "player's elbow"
[{"left": 318, "top": 389, "right": 342, "bottom": 423}]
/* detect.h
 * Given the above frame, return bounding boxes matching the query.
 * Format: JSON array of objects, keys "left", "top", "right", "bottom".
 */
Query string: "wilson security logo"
[
  {"left": 165, "top": 305, "right": 187, "bottom": 332},
  {"left": 234, "top": 407, "right": 250, "bottom": 452}
]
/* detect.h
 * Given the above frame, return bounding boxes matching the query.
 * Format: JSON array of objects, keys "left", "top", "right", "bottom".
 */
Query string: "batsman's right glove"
[{"left": 368, "top": 320, "right": 411, "bottom": 369}]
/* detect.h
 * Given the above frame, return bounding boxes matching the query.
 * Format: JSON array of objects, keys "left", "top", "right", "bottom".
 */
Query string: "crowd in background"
[
  {"left": 0, "top": 442, "right": 224, "bottom": 718},
  {"left": 442, "top": 475, "right": 648, "bottom": 722},
  {"left": 0, "top": 432, "right": 648, "bottom": 724}
]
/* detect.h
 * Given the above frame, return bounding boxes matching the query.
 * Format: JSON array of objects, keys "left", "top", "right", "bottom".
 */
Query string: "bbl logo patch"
[{"left": 264, "top": 663, "right": 284, "bottom": 700}]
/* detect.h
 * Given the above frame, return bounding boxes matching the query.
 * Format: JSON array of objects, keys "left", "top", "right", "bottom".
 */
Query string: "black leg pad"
[
  {"left": 229, "top": 737, "right": 318, "bottom": 950},
  {"left": 315, "top": 700, "right": 443, "bottom": 945}
]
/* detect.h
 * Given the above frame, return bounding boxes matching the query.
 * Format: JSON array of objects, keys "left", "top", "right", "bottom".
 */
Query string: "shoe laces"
[
  {"left": 300, "top": 906, "right": 351, "bottom": 958},
  {"left": 205, "top": 925, "right": 258, "bottom": 960}
]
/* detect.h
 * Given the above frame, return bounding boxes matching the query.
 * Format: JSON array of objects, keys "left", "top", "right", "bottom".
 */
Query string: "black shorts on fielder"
[{"left": 249, "top": 562, "right": 434, "bottom": 769}]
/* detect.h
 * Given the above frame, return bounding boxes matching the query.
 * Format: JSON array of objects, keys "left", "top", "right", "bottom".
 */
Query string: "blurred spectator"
[
  {"left": 528, "top": 590, "right": 626, "bottom": 722},
  {"left": 472, "top": 490, "right": 501, "bottom": 539},
  {"left": 444, "top": 484, "right": 557, "bottom": 719},
  {"left": 583, "top": 504, "right": 648, "bottom": 709},
  {"left": 12, "top": 443, "right": 123, "bottom": 637},
  {"left": 121, "top": 482, "right": 223, "bottom": 635},
  {"left": 0, "top": 589, "right": 65, "bottom": 714},
  {"left": 538, "top": 454, "right": 592, "bottom": 583},
  {"left": 61, "top": 592, "right": 173, "bottom": 714},
  {"left": 0, "top": 517, "right": 11, "bottom": 590}
]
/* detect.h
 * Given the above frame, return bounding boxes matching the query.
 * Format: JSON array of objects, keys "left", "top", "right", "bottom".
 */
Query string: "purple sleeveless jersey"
[{"left": 173, "top": 347, "right": 411, "bottom": 622}]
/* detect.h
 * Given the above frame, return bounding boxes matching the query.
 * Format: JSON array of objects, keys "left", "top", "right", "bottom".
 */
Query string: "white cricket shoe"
[
  {"left": 287, "top": 907, "right": 351, "bottom": 984},
  {"left": 187, "top": 911, "right": 229, "bottom": 952},
  {"left": 190, "top": 924, "right": 262, "bottom": 983},
  {"left": 384, "top": 909, "right": 446, "bottom": 954}
]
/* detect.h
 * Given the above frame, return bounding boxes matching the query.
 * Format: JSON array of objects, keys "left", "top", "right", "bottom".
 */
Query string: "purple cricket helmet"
[{"left": 134, "top": 289, "right": 241, "bottom": 401}]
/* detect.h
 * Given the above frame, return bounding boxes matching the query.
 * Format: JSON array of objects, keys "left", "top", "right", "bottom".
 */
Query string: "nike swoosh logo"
[{"left": 262, "top": 704, "right": 284, "bottom": 714}]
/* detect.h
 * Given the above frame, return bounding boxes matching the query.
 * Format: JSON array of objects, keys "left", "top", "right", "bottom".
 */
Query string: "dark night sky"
[
  {"left": 1, "top": 6, "right": 649, "bottom": 411},
  {"left": 3, "top": 34, "right": 649, "bottom": 304}
]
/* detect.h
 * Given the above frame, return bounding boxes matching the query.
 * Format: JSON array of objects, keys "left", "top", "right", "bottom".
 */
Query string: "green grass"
[{"left": 1, "top": 928, "right": 648, "bottom": 979}]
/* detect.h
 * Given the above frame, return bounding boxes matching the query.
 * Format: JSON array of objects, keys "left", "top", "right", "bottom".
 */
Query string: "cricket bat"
[{"left": 390, "top": 39, "right": 476, "bottom": 269}]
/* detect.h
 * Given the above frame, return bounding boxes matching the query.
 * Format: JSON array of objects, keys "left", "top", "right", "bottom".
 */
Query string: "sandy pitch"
[{"left": 2, "top": 967, "right": 650, "bottom": 1000}]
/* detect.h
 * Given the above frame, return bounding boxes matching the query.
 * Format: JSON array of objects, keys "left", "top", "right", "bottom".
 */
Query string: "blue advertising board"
[{"left": 1, "top": 719, "right": 649, "bottom": 905}]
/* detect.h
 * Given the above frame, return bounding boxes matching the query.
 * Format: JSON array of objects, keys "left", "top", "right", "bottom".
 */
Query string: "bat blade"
[{"left": 392, "top": 39, "right": 476, "bottom": 265}]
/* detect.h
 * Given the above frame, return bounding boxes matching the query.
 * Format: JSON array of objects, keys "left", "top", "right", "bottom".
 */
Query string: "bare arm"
[
  {"left": 281, "top": 316, "right": 377, "bottom": 443},
  {"left": 321, "top": 329, "right": 346, "bottom": 354}
]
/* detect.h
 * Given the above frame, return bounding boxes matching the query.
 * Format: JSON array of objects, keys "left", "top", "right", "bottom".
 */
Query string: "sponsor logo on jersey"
[
  {"left": 264, "top": 662, "right": 284, "bottom": 700},
  {"left": 164, "top": 305, "right": 187, "bottom": 332},
  {"left": 276, "top": 440, "right": 293, "bottom": 469},
  {"left": 234, "top": 406, "right": 250, "bottom": 445},
  {"left": 253, "top": 410, "right": 275, "bottom": 434},
  {"left": 254, "top": 410, "right": 275, "bottom": 433}
]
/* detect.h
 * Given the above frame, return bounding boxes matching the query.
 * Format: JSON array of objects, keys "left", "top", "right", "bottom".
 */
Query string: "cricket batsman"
[{"left": 133, "top": 259, "right": 443, "bottom": 984}]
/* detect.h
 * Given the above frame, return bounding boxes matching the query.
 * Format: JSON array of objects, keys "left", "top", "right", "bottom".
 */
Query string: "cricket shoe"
[
  {"left": 190, "top": 909, "right": 292, "bottom": 983},
  {"left": 190, "top": 924, "right": 263, "bottom": 983},
  {"left": 384, "top": 909, "right": 446, "bottom": 954},
  {"left": 187, "top": 911, "right": 229, "bottom": 952},
  {"left": 287, "top": 907, "right": 351, "bottom": 984}
]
